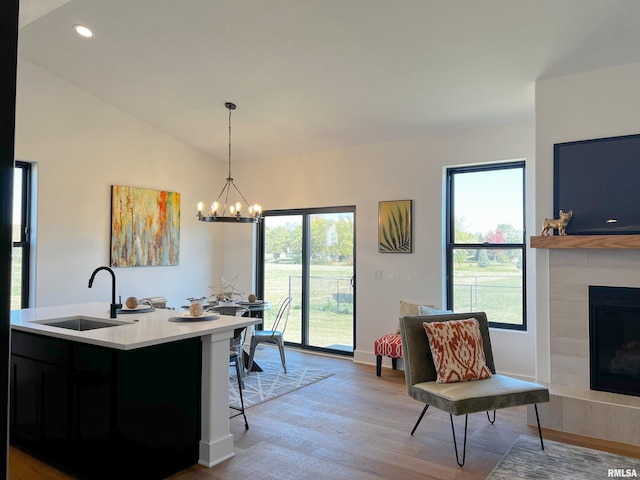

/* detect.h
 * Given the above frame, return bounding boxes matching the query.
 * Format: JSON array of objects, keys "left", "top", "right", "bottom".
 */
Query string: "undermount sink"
[{"left": 32, "top": 316, "right": 133, "bottom": 331}]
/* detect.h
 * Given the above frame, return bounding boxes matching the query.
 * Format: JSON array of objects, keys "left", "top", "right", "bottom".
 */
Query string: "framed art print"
[
  {"left": 378, "top": 200, "right": 412, "bottom": 253},
  {"left": 110, "top": 185, "right": 180, "bottom": 267}
]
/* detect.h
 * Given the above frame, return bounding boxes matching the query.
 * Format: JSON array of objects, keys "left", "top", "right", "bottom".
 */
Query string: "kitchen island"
[{"left": 10, "top": 302, "right": 261, "bottom": 479}]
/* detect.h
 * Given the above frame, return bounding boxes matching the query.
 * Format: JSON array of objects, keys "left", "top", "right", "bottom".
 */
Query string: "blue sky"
[{"left": 454, "top": 167, "right": 523, "bottom": 236}]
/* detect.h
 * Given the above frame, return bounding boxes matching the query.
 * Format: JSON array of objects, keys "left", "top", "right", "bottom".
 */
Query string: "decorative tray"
[
  {"left": 118, "top": 305, "right": 155, "bottom": 314},
  {"left": 168, "top": 313, "right": 219, "bottom": 322}
]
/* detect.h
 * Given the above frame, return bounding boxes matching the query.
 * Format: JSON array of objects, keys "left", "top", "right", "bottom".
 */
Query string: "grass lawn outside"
[
  {"left": 262, "top": 259, "right": 524, "bottom": 351},
  {"left": 263, "top": 263, "right": 354, "bottom": 351},
  {"left": 453, "top": 261, "right": 523, "bottom": 325}
]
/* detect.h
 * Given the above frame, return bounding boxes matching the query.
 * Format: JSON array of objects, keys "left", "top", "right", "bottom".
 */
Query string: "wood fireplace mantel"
[{"left": 530, "top": 235, "right": 640, "bottom": 249}]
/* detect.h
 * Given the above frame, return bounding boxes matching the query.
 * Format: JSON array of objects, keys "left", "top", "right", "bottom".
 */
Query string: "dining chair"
[
  {"left": 247, "top": 296, "right": 292, "bottom": 374},
  {"left": 229, "top": 327, "right": 249, "bottom": 429},
  {"left": 207, "top": 304, "right": 251, "bottom": 380}
]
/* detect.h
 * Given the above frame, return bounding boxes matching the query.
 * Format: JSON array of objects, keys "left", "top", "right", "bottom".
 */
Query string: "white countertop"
[{"left": 11, "top": 302, "right": 262, "bottom": 350}]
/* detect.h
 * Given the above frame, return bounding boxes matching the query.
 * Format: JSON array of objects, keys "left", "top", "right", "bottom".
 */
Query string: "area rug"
[
  {"left": 229, "top": 360, "right": 334, "bottom": 409},
  {"left": 487, "top": 434, "right": 639, "bottom": 479}
]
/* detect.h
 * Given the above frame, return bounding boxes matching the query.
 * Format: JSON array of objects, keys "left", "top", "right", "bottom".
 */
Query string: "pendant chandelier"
[{"left": 197, "top": 102, "right": 262, "bottom": 223}]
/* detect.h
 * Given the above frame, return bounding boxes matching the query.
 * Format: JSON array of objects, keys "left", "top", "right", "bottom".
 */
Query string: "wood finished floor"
[{"left": 9, "top": 346, "right": 640, "bottom": 479}]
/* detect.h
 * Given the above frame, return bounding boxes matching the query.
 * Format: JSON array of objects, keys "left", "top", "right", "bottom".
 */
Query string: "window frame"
[
  {"left": 12, "top": 161, "right": 31, "bottom": 309},
  {"left": 445, "top": 161, "right": 526, "bottom": 331},
  {"left": 256, "top": 205, "right": 356, "bottom": 356}
]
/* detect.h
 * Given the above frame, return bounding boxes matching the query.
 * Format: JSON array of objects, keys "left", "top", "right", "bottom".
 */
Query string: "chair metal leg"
[
  {"left": 247, "top": 340, "right": 257, "bottom": 374},
  {"left": 236, "top": 363, "right": 249, "bottom": 430},
  {"left": 276, "top": 338, "right": 287, "bottom": 374},
  {"left": 486, "top": 410, "right": 496, "bottom": 424},
  {"left": 534, "top": 404, "right": 544, "bottom": 450},
  {"left": 449, "top": 414, "right": 469, "bottom": 467},
  {"left": 237, "top": 350, "right": 246, "bottom": 384},
  {"left": 448, "top": 408, "right": 540, "bottom": 466},
  {"left": 234, "top": 354, "right": 244, "bottom": 389},
  {"left": 229, "top": 354, "right": 249, "bottom": 430},
  {"left": 410, "top": 404, "right": 430, "bottom": 435}
]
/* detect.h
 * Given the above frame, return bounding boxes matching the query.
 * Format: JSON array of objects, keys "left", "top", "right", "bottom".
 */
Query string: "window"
[
  {"left": 12, "top": 161, "right": 31, "bottom": 309},
  {"left": 446, "top": 162, "right": 526, "bottom": 330}
]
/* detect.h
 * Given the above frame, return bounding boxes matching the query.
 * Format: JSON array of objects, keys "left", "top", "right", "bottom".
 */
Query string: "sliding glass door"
[{"left": 258, "top": 206, "right": 355, "bottom": 355}]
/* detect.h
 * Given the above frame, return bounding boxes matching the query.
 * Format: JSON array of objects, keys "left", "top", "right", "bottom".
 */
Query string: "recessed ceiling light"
[{"left": 73, "top": 24, "right": 93, "bottom": 38}]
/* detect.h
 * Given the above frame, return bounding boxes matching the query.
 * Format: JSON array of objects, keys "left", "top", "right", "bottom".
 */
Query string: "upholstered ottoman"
[{"left": 374, "top": 333, "right": 403, "bottom": 376}]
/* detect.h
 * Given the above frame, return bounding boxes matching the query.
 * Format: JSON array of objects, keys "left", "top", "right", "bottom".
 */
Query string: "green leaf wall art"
[{"left": 378, "top": 200, "right": 412, "bottom": 253}]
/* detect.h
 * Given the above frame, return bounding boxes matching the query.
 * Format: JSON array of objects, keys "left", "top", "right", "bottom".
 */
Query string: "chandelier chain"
[{"left": 227, "top": 106, "right": 232, "bottom": 180}]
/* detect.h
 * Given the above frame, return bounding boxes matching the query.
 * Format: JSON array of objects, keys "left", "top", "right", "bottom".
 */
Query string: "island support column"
[{"left": 198, "top": 330, "right": 235, "bottom": 467}]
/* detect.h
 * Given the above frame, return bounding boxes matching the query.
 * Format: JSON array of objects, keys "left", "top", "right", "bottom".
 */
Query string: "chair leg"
[
  {"left": 376, "top": 355, "right": 382, "bottom": 376},
  {"left": 447, "top": 408, "right": 542, "bottom": 466},
  {"left": 276, "top": 338, "right": 287, "bottom": 374},
  {"left": 410, "top": 404, "right": 430, "bottom": 435},
  {"left": 236, "top": 361, "right": 249, "bottom": 430},
  {"left": 486, "top": 410, "right": 496, "bottom": 424},
  {"left": 234, "top": 353, "right": 244, "bottom": 389},
  {"left": 247, "top": 340, "right": 257, "bottom": 374},
  {"left": 230, "top": 355, "right": 249, "bottom": 430},
  {"left": 236, "top": 347, "right": 246, "bottom": 383},
  {"left": 449, "top": 414, "right": 469, "bottom": 467},
  {"left": 534, "top": 404, "right": 544, "bottom": 450},
  {"left": 391, "top": 357, "right": 398, "bottom": 370}
]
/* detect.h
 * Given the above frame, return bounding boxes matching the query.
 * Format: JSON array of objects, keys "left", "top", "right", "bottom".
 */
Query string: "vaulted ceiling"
[{"left": 17, "top": 0, "right": 640, "bottom": 163}]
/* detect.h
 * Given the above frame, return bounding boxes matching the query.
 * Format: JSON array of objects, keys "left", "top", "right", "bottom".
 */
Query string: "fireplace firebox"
[{"left": 589, "top": 286, "right": 640, "bottom": 397}]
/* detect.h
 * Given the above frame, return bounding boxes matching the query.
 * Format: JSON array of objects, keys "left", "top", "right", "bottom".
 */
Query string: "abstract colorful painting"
[{"left": 110, "top": 185, "right": 180, "bottom": 267}]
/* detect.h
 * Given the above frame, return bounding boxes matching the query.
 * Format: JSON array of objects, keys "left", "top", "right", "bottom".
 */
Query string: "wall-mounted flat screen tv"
[{"left": 554, "top": 133, "right": 640, "bottom": 235}]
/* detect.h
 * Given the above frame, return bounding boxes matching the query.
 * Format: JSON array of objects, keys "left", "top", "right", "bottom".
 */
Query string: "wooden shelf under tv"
[{"left": 530, "top": 235, "right": 640, "bottom": 249}]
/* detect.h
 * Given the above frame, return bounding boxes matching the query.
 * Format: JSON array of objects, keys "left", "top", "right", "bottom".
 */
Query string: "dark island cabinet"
[
  {"left": 10, "top": 354, "right": 70, "bottom": 451},
  {"left": 70, "top": 342, "right": 116, "bottom": 474},
  {"left": 10, "top": 330, "right": 202, "bottom": 479}
]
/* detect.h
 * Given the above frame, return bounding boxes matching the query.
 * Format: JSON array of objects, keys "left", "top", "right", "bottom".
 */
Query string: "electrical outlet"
[{"left": 373, "top": 269, "right": 383, "bottom": 279}]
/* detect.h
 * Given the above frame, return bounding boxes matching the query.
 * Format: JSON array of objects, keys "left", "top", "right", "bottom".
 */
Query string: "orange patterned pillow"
[{"left": 423, "top": 318, "right": 492, "bottom": 383}]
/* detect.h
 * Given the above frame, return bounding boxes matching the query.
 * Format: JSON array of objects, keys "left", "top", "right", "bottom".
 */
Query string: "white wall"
[
  {"left": 14, "top": 58, "right": 225, "bottom": 309},
  {"left": 230, "top": 119, "right": 538, "bottom": 379},
  {"left": 534, "top": 61, "right": 640, "bottom": 382},
  {"left": 218, "top": 224, "right": 258, "bottom": 298},
  {"left": 14, "top": 56, "right": 539, "bottom": 378}
]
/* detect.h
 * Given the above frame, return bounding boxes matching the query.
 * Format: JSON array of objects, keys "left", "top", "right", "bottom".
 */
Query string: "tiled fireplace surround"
[{"left": 532, "top": 248, "right": 640, "bottom": 446}]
